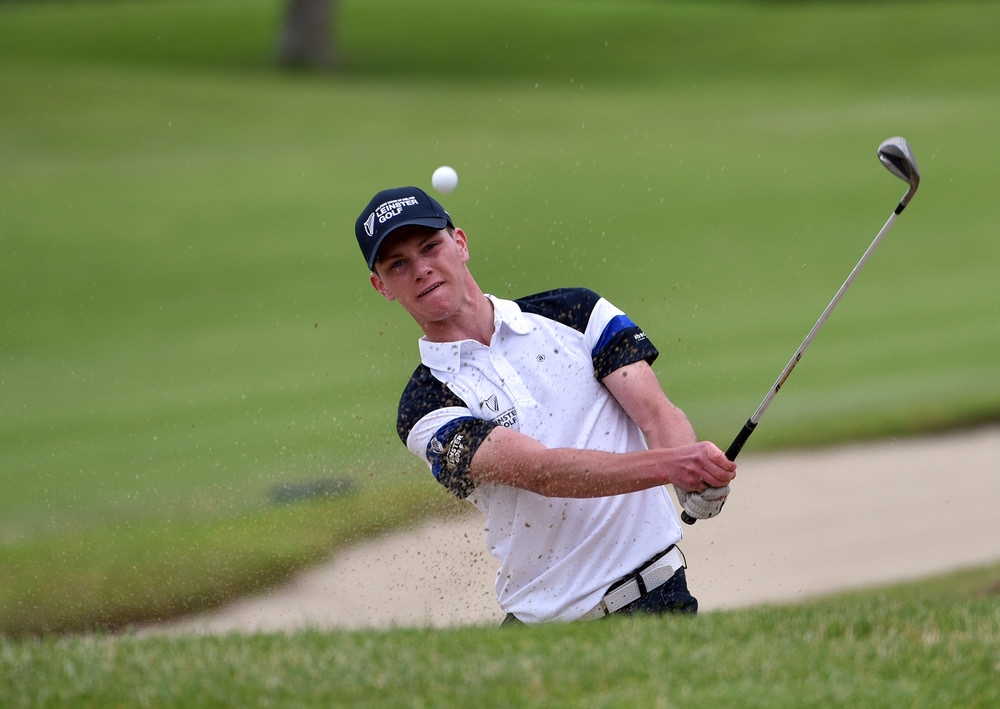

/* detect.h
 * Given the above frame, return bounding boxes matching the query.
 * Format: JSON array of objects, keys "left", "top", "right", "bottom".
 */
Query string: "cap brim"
[{"left": 367, "top": 217, "right": 450, "bottom": 270}]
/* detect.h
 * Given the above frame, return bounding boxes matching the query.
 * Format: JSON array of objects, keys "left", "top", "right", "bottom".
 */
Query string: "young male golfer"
[{"left": 356, "top": 186, "right": 736, "bottom": 624}]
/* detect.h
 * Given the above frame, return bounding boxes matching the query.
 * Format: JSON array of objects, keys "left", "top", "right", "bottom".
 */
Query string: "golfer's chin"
[{"left": 410, "top": 287, "right": 458, "bottom": 320}]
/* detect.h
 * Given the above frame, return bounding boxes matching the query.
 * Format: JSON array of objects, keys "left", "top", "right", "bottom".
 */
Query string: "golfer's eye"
[
  {"left": 389, "top": 259, "right": 406, "bottom": 271},
  {"left": 424, "top": 240, "right": 440, "bottom": 253}
]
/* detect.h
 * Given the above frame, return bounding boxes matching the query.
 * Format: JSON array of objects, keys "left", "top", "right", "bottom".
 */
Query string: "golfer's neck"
[{"left": 420, "top": 292, "right": 495, "bottom": 346}]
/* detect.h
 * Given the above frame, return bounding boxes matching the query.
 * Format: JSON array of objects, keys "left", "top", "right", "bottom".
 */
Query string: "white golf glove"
[{"left": 677, "top": 485, "right": 731, "bottom": 521}]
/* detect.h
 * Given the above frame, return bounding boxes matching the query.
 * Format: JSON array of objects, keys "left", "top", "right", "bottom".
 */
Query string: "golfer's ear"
[
  {"left": 454, "top": 228, "right": 470, "bottom": 262},
  {"left": 370, "top": 271, "right": 396, "bottom": 301}
]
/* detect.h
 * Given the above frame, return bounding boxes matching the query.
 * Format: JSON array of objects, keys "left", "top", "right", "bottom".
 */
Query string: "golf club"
[{"left": 682, "top": 137, "right": 921, "bottom": 525}]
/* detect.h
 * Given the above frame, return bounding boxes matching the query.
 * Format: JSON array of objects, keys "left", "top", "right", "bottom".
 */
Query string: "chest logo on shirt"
[
  {"left": 492, "top": 408, "right": 518, "bottom": 428},
  {"left": 480, "top": 394, "right": 517, "bottom": 428}
]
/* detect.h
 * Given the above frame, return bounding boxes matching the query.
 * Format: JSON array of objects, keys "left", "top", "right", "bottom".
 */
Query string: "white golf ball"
[{"left": 431, "top": 166, "right": 458, "bottom": 194}]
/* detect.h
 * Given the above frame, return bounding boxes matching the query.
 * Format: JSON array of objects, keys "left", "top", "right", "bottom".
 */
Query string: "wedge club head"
[{"left": 878, "top": 137, "right": 920, "bottom": 208}]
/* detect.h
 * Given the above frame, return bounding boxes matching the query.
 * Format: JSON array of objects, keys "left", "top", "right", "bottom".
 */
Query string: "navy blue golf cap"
[{"left": 355, "top": 186, "right": 453, "bottom": 270}]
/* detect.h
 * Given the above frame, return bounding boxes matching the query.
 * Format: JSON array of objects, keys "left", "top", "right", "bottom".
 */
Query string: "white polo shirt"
[{"left": 396, "top": 288, "right": 683, "bottom": 623}]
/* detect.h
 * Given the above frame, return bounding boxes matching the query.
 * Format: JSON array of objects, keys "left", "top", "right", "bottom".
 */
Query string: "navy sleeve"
[
  {"left": 592, "top": 314, "right": 659, "bottom": 380},
  {"left": 425, "top": 417, "right": 497, "bottom": 498},
  {"left": 397, "top": 364, "right": 498, "bottom": 498},
  {"left": 396, "top": 364, "right": 464, "bottom": 444}
]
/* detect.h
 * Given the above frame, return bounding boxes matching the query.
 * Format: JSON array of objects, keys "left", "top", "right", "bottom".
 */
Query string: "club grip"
[
  {"left": 681, "top": 420, "right": 757, "bottom": 525},
  {"left": 725, "top": 419, "right": 757, "bottom": 462}
]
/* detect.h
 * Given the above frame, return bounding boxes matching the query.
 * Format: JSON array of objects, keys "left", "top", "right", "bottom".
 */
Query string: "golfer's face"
[{"left": 370, "top": 227, "right": 471, "bottom": 323}]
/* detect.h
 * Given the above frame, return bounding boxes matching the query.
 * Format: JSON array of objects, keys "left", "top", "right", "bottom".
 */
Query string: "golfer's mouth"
[{"left": 418, "top": 282, "right": 444, "bottom": 297}]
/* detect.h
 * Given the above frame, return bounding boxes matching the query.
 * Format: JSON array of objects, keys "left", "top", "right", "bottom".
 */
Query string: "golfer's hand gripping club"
[
  {"left": 678, "top": 424, "right": 750, "bottom": 524},
  {"left": 681, "top": 137, "right": 920, "bottom": 526}
]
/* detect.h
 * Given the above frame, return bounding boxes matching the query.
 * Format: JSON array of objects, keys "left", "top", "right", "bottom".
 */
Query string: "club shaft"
[
  {"left": 727, "top": 201, "right": 905, "bottom": 461},
  {"left": 682, "top": 201, "right": 906, "bottom": 526},
  {"left": 683, "top": 139, "right": 918, "bottom": 526}
]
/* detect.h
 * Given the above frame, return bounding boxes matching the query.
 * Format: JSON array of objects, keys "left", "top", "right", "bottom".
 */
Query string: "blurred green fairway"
[{"left": 1, "top": 0, "right": 998, "bottom": 634}]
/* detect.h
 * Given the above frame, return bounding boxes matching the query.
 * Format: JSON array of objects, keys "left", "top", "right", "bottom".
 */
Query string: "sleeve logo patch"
[{"left": 446, "top": 434, "right": 466, "bottom": 469}]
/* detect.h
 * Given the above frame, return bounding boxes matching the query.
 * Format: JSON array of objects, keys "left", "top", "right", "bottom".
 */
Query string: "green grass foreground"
[
  {"left": 2, "top": 566, "right": 999, "bottom": 708},
  {"left": 2, "top": 0, "right": 999, "bottom": 636}
]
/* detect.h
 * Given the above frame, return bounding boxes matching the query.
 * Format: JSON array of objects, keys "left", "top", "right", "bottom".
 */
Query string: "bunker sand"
[{"left": 152, "top": 427, "right": 1000, "bottom": 634}]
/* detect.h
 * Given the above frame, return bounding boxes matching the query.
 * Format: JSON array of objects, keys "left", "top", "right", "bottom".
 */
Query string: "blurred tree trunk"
[{"left": 278, "top": 0, "right": 339, "bottom": 69}]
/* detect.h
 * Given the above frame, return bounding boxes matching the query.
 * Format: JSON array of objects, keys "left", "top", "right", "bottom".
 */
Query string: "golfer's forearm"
[
  {"left": 472, "top": 443, "right": 674, "bottom": 498},
  {"left": 533, "top": 448, "right": 677, "bottom": 497}
]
